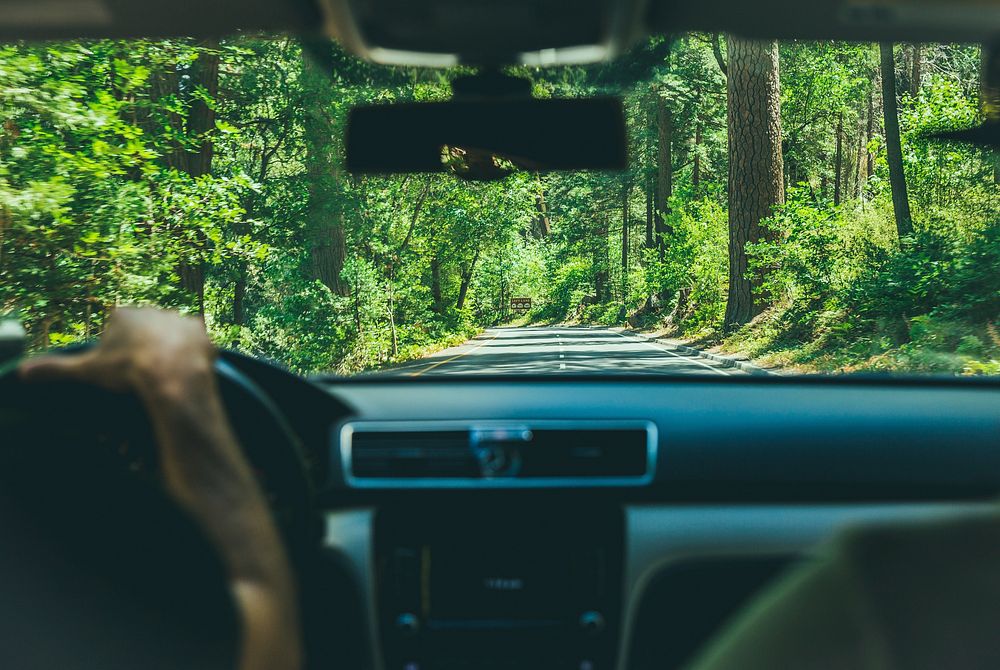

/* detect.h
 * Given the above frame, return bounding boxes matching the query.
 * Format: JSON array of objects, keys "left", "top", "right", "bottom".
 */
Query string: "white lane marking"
[{"left": 612, "top": 330, "right": 731, "bottom": 376}]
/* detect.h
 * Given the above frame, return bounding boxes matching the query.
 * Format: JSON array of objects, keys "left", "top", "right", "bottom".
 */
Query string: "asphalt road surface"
[{"left": 379, "top": 326, "right": 745, "bottom": 377}]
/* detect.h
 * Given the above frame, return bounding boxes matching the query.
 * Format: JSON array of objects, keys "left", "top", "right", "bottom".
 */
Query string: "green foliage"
[
  {"left": 647, "top": 198, "right": 728, "bottom": 333},
  {"left": 0, "top": 35, "right": 995, "bottom": 377},
  {"left": 0, "top": 37, "right": 541, "bottom": 373}
]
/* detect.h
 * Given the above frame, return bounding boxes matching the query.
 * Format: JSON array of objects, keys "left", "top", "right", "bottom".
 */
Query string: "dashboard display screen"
[{"left": 428, "top": 541, "right": 572, "bottom": 621}]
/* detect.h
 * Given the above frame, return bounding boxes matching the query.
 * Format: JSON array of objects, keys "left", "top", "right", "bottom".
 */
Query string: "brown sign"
[{"left": 511, "top": 297, "right": 532, "bottom": 313}]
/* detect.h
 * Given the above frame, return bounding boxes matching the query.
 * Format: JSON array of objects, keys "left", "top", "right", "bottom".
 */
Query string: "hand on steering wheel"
[
  {"left": 20, "top": 307, "right": 216, "bottom": 398},
  {"left": 13, "top": 307, "right": 308, "bottom": 670}
]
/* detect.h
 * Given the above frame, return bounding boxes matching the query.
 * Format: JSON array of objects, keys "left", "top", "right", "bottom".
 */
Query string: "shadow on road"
[{"left": 370, "top": 326, "right": 736, "bottom": 377}]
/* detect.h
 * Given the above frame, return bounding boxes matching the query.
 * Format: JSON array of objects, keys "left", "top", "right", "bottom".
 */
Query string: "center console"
[{"left": 374, "top": 504, "right": 624, "bottom": 670}]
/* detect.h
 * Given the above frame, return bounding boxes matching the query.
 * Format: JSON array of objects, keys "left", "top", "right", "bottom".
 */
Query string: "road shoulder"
[{"left": 613, "top": 328, "right": 777, "bottom": 376}]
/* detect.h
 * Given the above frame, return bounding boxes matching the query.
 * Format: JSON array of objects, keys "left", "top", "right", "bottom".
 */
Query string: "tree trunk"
[
  {"left": 692, "top": 117, "right": 703, "bottom": 193},
  {"left": 532, "top": 174, "right": 551, "bottom": 238},
  {"left": 430, "top": 256, "right": 443, "bottom": 313},
  {"left": 353, "top": 271, "right": 363, "bottom": 334},
  {"left": 834, "top": 112, "right": 844, "bottom": 206},
  {"left": 712, "top": 33, "right": 728, "bottom": 76},
  {"left": 853, "top": 123, "right": 863, "bottom": 199},
  {"left": 645, "top": 175, "right": 655, "bottom": 249},
  {"left": 910, "top": 44, "right": 922, "bottom": 97},
  {"left": 0, "top": 207, "right": 7, "bottom": 276},
  {"left": 456, "top": 249, "right": 480, "bottom": 310},
  {"left": 645, "top": 97, "right": 656, "bottom": 250},
  {"left": 880, "top": 43, "right": 914, "bottom": 240},
  {"left": 982, "top": 44, "right": 1000, "bottom": 184},
  {"left": 621, "top": 180, "right": 630, "bottom": 304},
  {"left": 724, "top": 37, "right": 785, "bottom": 331},
  {"left": 230, "top": 269, "right": 246, "bottom": 348},
  {"left": 594, "top": 215, "right": 609, "bottom": 304},
  {"left": 655, "top": 94, "right": 673, "bottom": 259},
  {"left": 233, "top": 271, "right": 246, "bottom": 325},
  {"left": 398, "top": 178, "right": 432, "bottom": 257},
  {"left": 302, "top": 43, "right": 348, "bottom": 295},
  {"left": 866, "top": 87, "right": 876, "bottom": 180},
  {"left": 387, "top": 280, "right": 398, "bottom": 358},
  {"left": 175, "top": 42, "right": 219, "bottom": 314}
]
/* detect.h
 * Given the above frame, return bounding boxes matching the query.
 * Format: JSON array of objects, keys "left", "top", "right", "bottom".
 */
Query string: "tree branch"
[{"left": 712, "top": 33, "right": 728, "bottom": 77}]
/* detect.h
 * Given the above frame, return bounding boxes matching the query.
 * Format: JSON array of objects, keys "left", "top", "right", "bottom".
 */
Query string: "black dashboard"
[
  {"left": 322, "top": 376, "right": 1000, "bottom": 502},
  {"left": 249, "top": 369, "right": 1000, "bottom": 670}
]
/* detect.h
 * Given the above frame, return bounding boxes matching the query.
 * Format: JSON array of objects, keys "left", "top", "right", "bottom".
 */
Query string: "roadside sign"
[{"left": 511, "top": 297, "right": 532, "bottom": 314}]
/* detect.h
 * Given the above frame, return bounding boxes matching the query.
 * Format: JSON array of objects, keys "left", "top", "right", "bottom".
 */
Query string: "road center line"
[{"left": 408, "top": 330, "right": 500, "bottom": 377}]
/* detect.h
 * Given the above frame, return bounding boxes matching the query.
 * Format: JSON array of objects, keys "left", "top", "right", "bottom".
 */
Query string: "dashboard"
[{"left": 259, "top": 370, "right": 1000, "bottom": 670}]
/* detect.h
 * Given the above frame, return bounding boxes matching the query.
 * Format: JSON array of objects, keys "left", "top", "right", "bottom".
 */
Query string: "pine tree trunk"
[
  {"left": 430, "top": 256, "right": 443, "bottom": 313},
  {"left": 302, "top": 43, "right": 348, "bottom": 295},
  {"left": 387, "top": 280, "right": 398, "bottom": 358},
  {"left": 645, "top": 176, "right": 654, "bottom": 249},
  {"left": 692, "top": 117, "right": 702, "bottom": 193},
  {"left": 880, "top": 43, "right": 914, "bottom": 240},
  {"left": 621, "top": 180, "right": 630, "bottom": 304},
  {"left": 723, "top": 37, "right": 785, "bottom": 331},
  {"left": 834, "top": 112, "right": 844, "bottom": 206},
  {"left": 655, "top": 94, "right": 673, "bottom": 259},
  {"left": 594, "top": 216, "right": 609, "bottom": 303},
  {"left": 174, "top": 42, "right": 219, "bottom": 314},
  {"left": 866, "top": 87, "right": 876, "bottom": 180},
  {"left": 911, "top": 44, "right": 922, "bottom": 97},
  {"left": 233, "top": 271, "right": 246, "bottom": 325},
  {"left": 853, "top": 124, "right": 863, "bottom": 199}
]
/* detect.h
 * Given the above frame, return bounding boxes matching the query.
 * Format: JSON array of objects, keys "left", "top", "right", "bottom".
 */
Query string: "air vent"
[
  {"left": 351, "top": 430, "right": 477, "bottom": 478},
  {"left": 338, "top": 420, "right": 657, "bottom": 488}
]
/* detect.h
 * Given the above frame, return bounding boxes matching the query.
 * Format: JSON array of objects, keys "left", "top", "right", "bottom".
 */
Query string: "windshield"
[{"left": 0, "top": 36, "right": 997, "bottom": 377}]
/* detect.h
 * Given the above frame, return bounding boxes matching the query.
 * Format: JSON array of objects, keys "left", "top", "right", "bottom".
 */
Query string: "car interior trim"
[
  {"left": 338, "top": 419, "right": 659, "bottom": 489},
  {"left": 322, "top": 502, "right": 993, "bottom": 670}
]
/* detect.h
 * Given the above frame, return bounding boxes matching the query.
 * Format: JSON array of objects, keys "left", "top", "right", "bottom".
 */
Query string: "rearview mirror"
[{"left": 345, "top": 97, "right": 627, "bottom": 180}]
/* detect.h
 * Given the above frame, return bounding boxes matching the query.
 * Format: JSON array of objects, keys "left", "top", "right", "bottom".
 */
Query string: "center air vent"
[
  {"left": 351, "top": 430, "right": 477, "bottom": 478},
  {"left": 338, "top": 420, "right": 657, "bottom": 488}
]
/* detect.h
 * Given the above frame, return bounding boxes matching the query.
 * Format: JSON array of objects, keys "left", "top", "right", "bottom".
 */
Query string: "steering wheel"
[
  {"left": 0, "top": 344, "right": 316, "bottom": 558},
  {"left": 0, "top": 346, "right": 316, "bottom": 668}
]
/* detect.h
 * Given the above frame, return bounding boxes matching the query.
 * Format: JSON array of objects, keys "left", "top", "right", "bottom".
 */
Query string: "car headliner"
[{"left": 0, "top": 0, "right": 996, "bottom": 65}]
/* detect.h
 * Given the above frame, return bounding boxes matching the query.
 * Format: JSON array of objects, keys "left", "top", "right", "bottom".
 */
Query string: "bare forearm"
[
  {"left": 20, "top": 308, "right": 304, "bottom": 669},
  {"left": 139, "top": 373, "right": 302, "bottom": 670}
]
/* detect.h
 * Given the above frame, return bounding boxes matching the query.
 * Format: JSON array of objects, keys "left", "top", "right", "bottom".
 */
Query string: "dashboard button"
[
  {"left": 579, "top": 611, "right": 605, "bottom": 635},
  {"left": 396, "top": 613, "right": 420, "bottom": 636}
]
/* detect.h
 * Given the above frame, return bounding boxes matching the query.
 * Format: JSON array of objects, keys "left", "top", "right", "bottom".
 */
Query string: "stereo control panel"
[{"left": 374, "top": 504, "right": 624, "bottom": 670}]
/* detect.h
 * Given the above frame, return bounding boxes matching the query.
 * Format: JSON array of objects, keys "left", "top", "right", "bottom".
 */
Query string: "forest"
[{"left": 0, "top": 34, "right": 997, "bottom": 375}]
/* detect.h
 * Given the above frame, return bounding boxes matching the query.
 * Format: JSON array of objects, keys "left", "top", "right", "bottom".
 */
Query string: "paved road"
[{"left": 379, "top": 326, "right": 744, "bottom": 377}]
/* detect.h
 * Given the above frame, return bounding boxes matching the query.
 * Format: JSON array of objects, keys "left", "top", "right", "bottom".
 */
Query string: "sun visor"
[{"left": 650, "top": 0, "right": 1000, "bottom": 43}]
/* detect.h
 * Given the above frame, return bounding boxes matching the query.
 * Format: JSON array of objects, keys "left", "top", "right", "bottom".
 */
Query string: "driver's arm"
[{"left": 20, "top": 308, "right": 302, "bottom": 670}]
